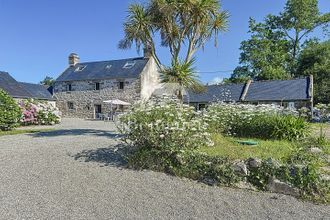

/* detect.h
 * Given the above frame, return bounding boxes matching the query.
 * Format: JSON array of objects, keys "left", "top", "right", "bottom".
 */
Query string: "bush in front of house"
[
  {"left": 19, "top": 99, "right": 61, "bottom": 126},
  {"left": 0, "top": 89, "right": 22, "bottom": 131},
  {"left": 118, "top": 100, "right": 328, "bottom": 203},
  {"left": 205, "top": 103, "right": 309, "bottom": 141},
  {"left": 118, "top": 99, "right": 214, "bottom": 171}
]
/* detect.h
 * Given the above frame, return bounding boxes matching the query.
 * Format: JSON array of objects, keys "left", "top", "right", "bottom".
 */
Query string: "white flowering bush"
[
  {"left": 19, "top": 99, "right": 61, "bottom": 126},
  {"left": 314, "top": 104, "right": 330, "bottom": 122},
  {"left": 205, "top": 103, "right": 308, "bottom": 140},
  {"left": 118, "top": 99, "right": 214, "bottom": 170}
]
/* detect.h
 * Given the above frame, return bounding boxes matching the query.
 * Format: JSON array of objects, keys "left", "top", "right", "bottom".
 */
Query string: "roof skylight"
[
  {"left": 123, "top": 61, "right": 136, "bottom": 69},
  {"left": 75, "top": 65, "right": 86, "bottom": 72}
]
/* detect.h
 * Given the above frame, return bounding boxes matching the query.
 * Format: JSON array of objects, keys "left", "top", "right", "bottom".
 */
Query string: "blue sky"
[{"left": 0, "top": 0, "right": 328, "bottom": 84}]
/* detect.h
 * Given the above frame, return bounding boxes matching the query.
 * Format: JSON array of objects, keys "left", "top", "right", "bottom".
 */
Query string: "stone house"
[
  {"left": 53, "top": 51, "right": 159, "bottom": 118},
  {"left": 0, "top": 71, "right": 56, "bottom": 105},
  {"left": 186, "top": 76, "right": 314, "bottom": 111}
]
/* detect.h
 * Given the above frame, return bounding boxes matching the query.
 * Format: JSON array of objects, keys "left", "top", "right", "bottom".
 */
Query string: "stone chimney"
[
  {"left": 69, "top": 53, "right": 80, "bottom": 66},
  {"left": 143, "top": 46, "right": 152, "bottom": 58}
]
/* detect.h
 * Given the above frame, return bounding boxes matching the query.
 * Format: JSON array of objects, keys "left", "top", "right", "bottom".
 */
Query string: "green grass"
[
  {"left": 310, "top": 123, "right": 330, "bottom": 139},
  {"left": 0, "top": 128, "right": 54, "bottom": 136},
  {"left": 200, "top": 134, "right": 297, "bottom": 162}
]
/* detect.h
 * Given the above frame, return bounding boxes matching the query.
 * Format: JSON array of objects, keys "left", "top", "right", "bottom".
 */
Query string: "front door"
[{"left": 94, "top": 104, "right": 102, "bottom": 118}]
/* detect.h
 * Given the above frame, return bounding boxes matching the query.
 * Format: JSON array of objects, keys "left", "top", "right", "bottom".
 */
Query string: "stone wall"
[
  {"left": 54, "top": 78, "right": 141, "bottom": 118},
  {"left": 54, "top": 57, "right": 160, "bottom": 118}
]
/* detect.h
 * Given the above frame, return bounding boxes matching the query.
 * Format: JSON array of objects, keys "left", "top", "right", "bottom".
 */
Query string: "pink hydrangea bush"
[{"left": 19, "top": 99, "right": 61, "bottom": 126}]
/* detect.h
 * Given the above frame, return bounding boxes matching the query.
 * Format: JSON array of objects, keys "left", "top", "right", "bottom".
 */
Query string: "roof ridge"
[
  {"left": 251, "top": 77, "right": 308, "bottom": 83},
  {"left": 78, "top": 56, "right": 146, "bottom": 65}
]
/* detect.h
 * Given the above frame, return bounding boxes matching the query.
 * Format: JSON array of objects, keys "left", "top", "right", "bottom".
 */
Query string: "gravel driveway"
[{"left": 0, "top": 119, "right": 329, "bottom": 220}]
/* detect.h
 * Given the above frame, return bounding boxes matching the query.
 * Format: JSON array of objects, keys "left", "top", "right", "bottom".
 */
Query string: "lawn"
[
  {"left": 0, "top": 128, "right": 54, "bottom": 136},
  {"left": 311, "top": 123, "right": 330, "bottom": 139},
  {"left": 200, "top": 134, "right": 297, "bottom": 163}
]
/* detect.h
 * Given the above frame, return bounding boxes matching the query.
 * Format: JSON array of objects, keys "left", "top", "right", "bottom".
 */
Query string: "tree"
[
  {"left": 40, "top": 76, "right": 55, "bottom": 86},
  {"left": 160, "top": 59, "right": 204, "bottom": 100},
  {"left": 0, "top": 89, "right": 21, "bottom": 131},
  {"left": 297, "top": 40, "right": 330, "bottom": 104},
  {"left": 229, "top": 0, "right": 329, "bottom": 82},
  {"left": 120, "top": 0, "right": 228, "bottom": 67},
  {"left": 229, "top": 17, "right": 291, "bottom": 81},
  {"left": 279, "top": 0, "right": 330, "bottom": 64},
  {"left": 120, "top": 0, "right": 228, "bottom": 97}
]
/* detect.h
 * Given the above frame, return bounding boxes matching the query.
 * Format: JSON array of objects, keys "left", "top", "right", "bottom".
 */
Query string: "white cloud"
[{"left": 209, "top": 77, "right": 224, "bottom": 85}]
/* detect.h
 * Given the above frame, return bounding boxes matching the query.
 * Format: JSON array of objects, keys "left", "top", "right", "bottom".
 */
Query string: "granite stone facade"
[{"left": 54, "top": 55, "right": 159, "bottom": 118}]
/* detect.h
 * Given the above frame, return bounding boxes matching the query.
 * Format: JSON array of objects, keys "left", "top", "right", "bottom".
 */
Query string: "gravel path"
[{"left": 0, "top": 119, "right": 329, "bottom": 220}]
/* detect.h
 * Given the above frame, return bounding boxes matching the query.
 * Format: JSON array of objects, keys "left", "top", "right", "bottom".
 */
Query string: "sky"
[{"left": 0, "top": 0, "right": 329, "bottom": 84}]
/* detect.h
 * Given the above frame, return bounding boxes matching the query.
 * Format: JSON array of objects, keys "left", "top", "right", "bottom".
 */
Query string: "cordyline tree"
[
  {"left": 119, "top": 0, "right": 228, "bottom": 100},
  {"left": 229, "top": 0, "right": 330, "bottom": 82}
]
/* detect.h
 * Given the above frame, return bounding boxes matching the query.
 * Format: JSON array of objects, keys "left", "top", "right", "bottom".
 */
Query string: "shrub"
[
  {"left": 205, "top": 103, "right": 309, "bottom": 140},
  {"left": 118, "top": 100, "right": 213, "bottom": 152},
  {"left": 0, "top": 89, "right": 21, "bottom": 131},
  {"left": 119, "top": 99, "right": 222, "bottom": 179},
  {"left": 19, "top": 99, "right": 61, "bottom": 125}
]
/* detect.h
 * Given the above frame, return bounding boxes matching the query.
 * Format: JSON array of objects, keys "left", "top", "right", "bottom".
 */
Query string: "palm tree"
[
  {"left": 119, "top": 0, "right": 229, "bottom": 67},
  {"left": 160, "top": 58, "right": 205, "bottom": 101},
  {"left": 118, "top": 4, "right": 161, "bottom": 68}
]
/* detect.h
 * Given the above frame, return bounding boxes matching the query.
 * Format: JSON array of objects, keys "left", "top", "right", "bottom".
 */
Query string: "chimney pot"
[{"left": 69, "top": 53, "right": 80, "bottom": 66}]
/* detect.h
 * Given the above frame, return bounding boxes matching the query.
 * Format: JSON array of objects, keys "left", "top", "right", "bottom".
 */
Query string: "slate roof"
[
  {"left": 187, "top": 77, "right": 311, "bottom": 103},
  {"left": 19, "top": 82, "right": 55, "bottom": 100},
  {"left": 244, "top": 78, "right": 310, "bottom": 101},
  {"left": 0, "top": 71, "right": 54, "bottom": 100},
  {"left": 0, "top": 71, "right": 31, "bottom": 98},
  {"left": 186, "top": 83, "right": 245, "bottom": 103},
  {"left": 56, "top": 57, "right": 149, "bottom": 82}
]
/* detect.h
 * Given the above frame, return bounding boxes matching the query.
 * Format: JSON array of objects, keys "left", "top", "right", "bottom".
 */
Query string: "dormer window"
[
  {"left": 123, "top": 61, "right": 136, "bottom": 69},
  {"left": 105, "top": 64, "right": 112, "bottom": 70},
  {"left": 75, "top": 65, "right": 86, "bottom": 72}
]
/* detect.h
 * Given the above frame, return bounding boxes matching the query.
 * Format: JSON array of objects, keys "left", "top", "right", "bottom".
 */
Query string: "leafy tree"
[
  {"left": 160, "top": 59, "right": 204, "bottom": 100},
  {"left": 229, "top": 0, "right": 329, "bottom": 82},
  {"left": 279, "top": 0, "right": 330, "bottom": 63},
  {"left": 297, "top": 40, "right": 330, "bottom": 104},
  {"left": 0, "top": 89, "right": 21, "bottom": 131},
  {"left": 40, "top": 76, "right": 55, "bottom": 86},
  {"left": 230, "top": 17, "right": 291, "bottom": 81},
  {"left": 120, "top": 0, "right": 228, "bottom": 96}
]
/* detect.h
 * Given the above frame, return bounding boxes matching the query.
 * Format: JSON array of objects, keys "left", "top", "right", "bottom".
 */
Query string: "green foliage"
[
  {"left": 228, "top": 0, "right": 329, "bottom": 86},
  {"left": 201, "top": 134, "right": 296, "bottom": 162},
  {"left": 0, "top": 89, "right": 21, "bottom": 131},
  {"left": 0, "top": 128, "right": 54, "bottom": 136},
  {"left": 120, "top": 0, "right": 228, "bottom": 68},
  {"left": 39, "top": 76, "right": 54, "bottom": 86},
  {"left": 160, "top": 59, "right": 205, "bottom": 100},
  {"left": 118, "top": 100, "right": 213, "bottom": 152},
  {"left": 297, "top": 41, "right": 330, "bottom": 103},
  {"left": 206, "top": 103, "right": 309, "bottom": 141}
]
